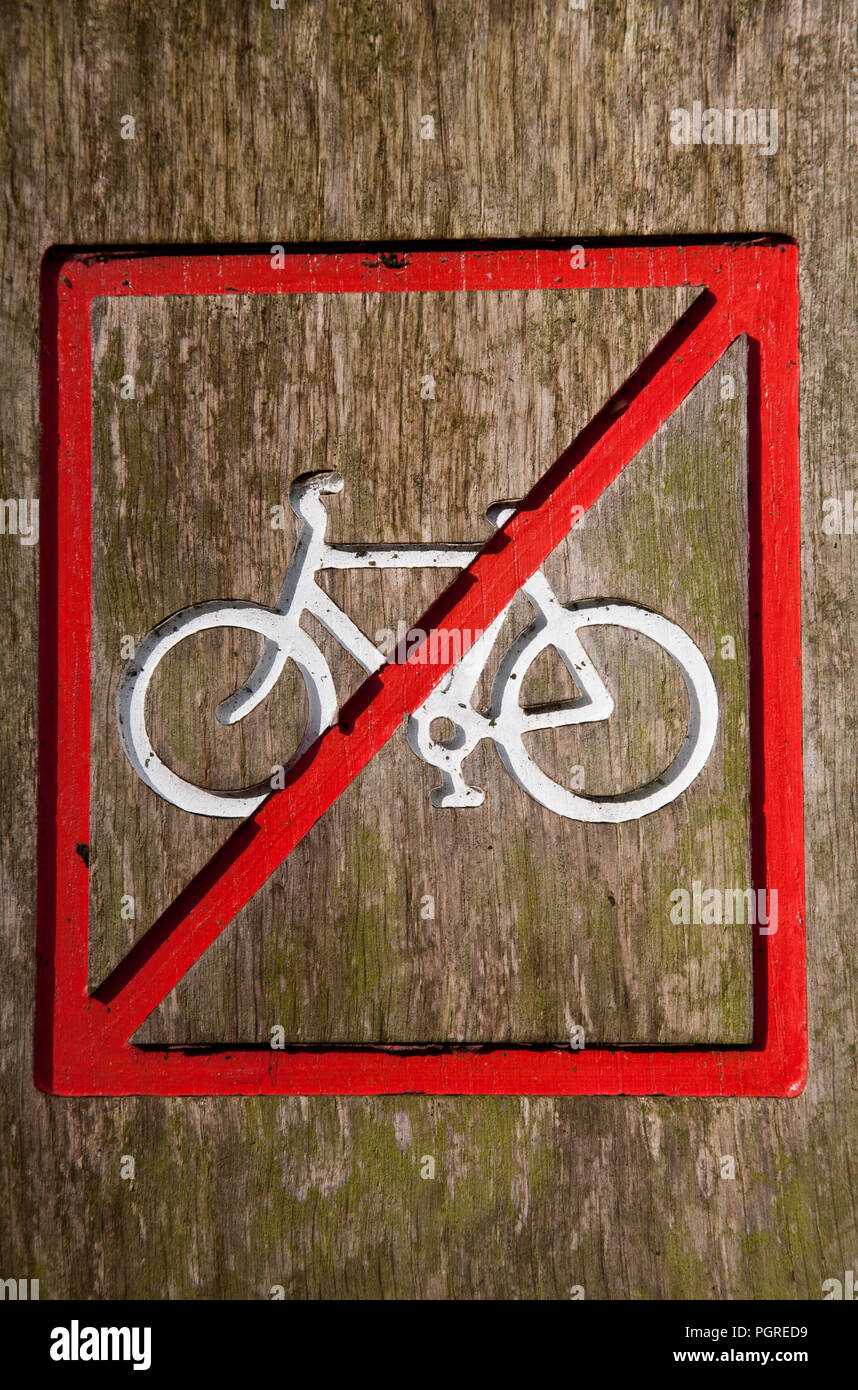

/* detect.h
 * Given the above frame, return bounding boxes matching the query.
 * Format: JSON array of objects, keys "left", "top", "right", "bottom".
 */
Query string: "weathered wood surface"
[
  {"left": 1, "top": 0, "right": 855, "bottom": 1298},
  {"left": 89, "top": 290, "right": 750, "bottom": 1046}
]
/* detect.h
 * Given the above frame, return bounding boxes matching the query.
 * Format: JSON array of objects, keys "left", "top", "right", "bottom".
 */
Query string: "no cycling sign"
[{"left": 36, "top": 239, "right": 804, "bottom": 1097}]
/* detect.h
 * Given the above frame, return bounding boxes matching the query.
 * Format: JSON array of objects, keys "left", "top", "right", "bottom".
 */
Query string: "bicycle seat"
[{"left": 289, "top": 470, "right": 345, "bottom": 521}]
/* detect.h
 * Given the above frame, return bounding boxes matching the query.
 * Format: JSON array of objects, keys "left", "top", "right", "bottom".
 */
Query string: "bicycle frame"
[
  {"left": 221, "top": 473, "right": 598, "bottom": 806},
  {"left": 216, "top": 469, "right": 511, "bottom": 724}
]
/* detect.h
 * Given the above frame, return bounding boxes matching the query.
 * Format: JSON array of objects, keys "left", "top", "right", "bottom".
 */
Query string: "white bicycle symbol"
[{"left": 117, "top": 470, "right": 718, "bottom": 822}]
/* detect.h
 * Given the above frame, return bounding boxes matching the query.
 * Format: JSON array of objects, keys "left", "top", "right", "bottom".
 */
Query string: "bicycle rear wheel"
[{"left": 116, "top": 600, "right": 337, "bottom": 818}]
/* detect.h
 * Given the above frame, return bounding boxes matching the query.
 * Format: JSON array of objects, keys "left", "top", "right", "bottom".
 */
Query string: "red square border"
[{"left": 36, "top": 239, "right": 805, "bottom": 1096}]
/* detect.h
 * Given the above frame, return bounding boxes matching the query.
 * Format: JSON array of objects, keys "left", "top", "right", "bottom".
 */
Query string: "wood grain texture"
[
  {"left": 88, "top": 289, "right": 750, "bottom": 1047},
  {"left": 1, "top": 0, "right": 854, "bottom": 1298}
]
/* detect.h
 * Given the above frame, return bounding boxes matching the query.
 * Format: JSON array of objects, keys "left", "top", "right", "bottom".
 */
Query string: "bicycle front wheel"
[{"left": 489, "top": 601, "right": 719, "bottom": 823}]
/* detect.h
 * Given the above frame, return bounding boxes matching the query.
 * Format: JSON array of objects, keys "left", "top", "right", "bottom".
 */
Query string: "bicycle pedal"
[{"left": 429, "top": 784, "right": 485, "bottom": 809}]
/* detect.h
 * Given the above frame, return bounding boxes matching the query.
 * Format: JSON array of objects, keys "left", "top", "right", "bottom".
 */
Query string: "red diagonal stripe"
[{"left": 94, "top": 287, "right": 740, "bottom": 1045}]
